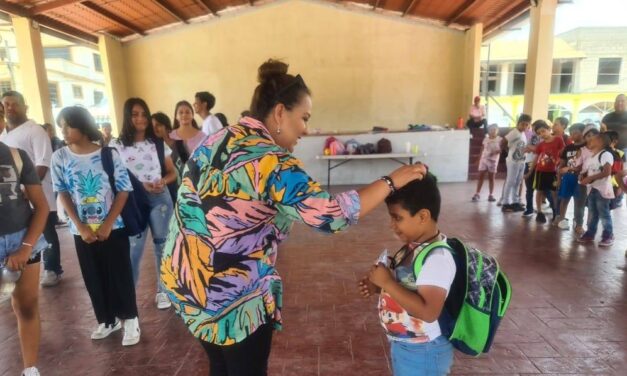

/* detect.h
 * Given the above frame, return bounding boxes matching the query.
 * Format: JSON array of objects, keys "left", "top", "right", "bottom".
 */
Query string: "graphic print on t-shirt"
[
  {"left": 76, "top": 170, "right": 106, "bottom": 231},
  {"left": 0, "top": 164, "right": 19, "bottom": 203}
]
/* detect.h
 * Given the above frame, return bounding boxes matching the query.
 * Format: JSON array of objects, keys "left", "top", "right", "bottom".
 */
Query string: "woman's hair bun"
[{"left": 258, "top": 59, "right": 289, "bottom": 84}]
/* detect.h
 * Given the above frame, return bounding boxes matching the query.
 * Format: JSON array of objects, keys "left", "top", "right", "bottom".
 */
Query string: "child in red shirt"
[{"left": 526, "top": 120, "right": 565, "bottom": 223}]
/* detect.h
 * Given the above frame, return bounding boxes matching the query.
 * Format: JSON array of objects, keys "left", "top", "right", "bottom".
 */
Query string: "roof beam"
[
  {"left": 152, "top": 0, "right": 188, "bottom": 24},
  {"left": 0, "top": 0, "right": 30, "bottom": 17},
  {"left": 446, "top": 0, "right": 478, "bottom": 25},
  {"left": 81, "top": 1, "right": 146, "bottom": 36},
  {"left": 195, "top": 0, "right": 220, "bottom": 17},
  {"left": 30, "top": 0, "right": 83, "bottom": 15},
  {"left": 402, "top": 0, "right": 422, "bottom": 17},
  {"left": 484, "top": 1, "right": 530, "bottom": 36},
  {"left": 0, "top": 1, "right": 97, "bottom": 44}
]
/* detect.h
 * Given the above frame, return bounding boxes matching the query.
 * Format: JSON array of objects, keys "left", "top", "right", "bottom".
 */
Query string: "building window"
[
  {"left": 559, "top": 61, "right": 574, "bottom": 93},
  {"left": 44, "top": 47, "right": 71, "bottom": 60},
  {"left": 597, "top": 58, "right": 621, "bottom": 85},
  {"left": 93, "top": 53, "right": 102, "bottom": 72},
  {"left": 93, "top": 90, "right": 104, "bottom": 105},
  {"left": 0, "top": 81, "right": 11, "bottom": 94},
  {"left": 48, "top": 83, "right": 60, "bottom": 108},
  {"left": 512, "top": 64, "right": 526, "bottom": 95},
  {"left": 72, "top": 85, "right": 83, "bottom": 99}
]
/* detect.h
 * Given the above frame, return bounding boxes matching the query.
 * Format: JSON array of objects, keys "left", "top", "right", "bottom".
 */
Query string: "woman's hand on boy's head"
[
  {"left": 390, "top": 163, "right": 428, "bottom": 189},
  {"left": 368, "top": 264, "right": 394, "bottom": 290}
]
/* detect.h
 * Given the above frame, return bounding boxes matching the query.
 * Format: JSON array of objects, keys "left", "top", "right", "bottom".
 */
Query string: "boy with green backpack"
[{"left": 359, "top": 173, "right": 511, "bottom": 375}]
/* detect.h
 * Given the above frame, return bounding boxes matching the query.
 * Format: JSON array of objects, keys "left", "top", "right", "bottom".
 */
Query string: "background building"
[{"left": 481, "top": 26, "right": 627, "bottom": 126}]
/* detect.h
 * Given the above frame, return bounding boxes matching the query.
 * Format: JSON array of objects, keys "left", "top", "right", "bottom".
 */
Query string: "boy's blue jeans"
[
  {"left": 390, "top": 336, "right": 454, "bottom": 376},
  {"left": 586, "top": 188, "right": 613, "bottom": 237}
]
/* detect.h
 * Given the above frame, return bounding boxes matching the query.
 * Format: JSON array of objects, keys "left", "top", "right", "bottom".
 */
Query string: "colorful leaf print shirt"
[
  {"left": 51, "top": 147, "right": 133, "bottom": 235},
  {"left": 161, "top": 117, "right": 360, "bottom": 345}
]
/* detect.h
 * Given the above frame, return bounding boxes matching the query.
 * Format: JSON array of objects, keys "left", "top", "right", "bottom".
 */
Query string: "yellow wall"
[{"left": 123, "top": 0, "right": 465, "bottom": 132}]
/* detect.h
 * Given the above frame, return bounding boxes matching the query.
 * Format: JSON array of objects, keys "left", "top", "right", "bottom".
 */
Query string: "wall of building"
[{"left": 123, "top": 0, "right": 465, "bottom": 132}]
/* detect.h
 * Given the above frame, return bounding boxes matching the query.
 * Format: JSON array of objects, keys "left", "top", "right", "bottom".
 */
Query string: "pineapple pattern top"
[{"left": 51, "top": 147, "right": 133, "bottom": 235}]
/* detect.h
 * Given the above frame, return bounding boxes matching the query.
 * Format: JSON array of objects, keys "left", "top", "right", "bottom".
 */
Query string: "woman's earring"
[{"left": 276, "top": 127, "right": 282, "bottom": 134}]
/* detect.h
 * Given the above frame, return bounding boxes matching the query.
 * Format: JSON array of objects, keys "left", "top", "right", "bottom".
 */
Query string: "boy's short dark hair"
[
  {"left": 195, "top": 91, "right": 215, "bottom": 111},
  {"left": 385, "top": 173, "right": 441, "bottom": 221},
  {"left": 533, "top": 120, "right": 550, "bottom": 133},
  {"left": 568, "top": 123, "right": 585, "bottom": 134},
  {"left": 517, "top": 114, "right": 532, "bottom": 124},
  {"left": 554, "top": 117, "right": 569, "bottom": 127},
  {"left": 604, "top": 131, "right": 619, "bottom": 143}
]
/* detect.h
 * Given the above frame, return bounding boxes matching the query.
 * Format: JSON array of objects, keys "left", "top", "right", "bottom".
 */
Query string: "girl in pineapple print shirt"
[
  {"left": 109, "top": 98, "right": 178, "bottom": 311},
  {"left": 51, "top": 106, "right": 141, "bottom": 347}
]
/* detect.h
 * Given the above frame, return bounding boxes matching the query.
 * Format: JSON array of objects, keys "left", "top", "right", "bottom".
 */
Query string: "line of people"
[{"left": 473, "top": 95, "right": 627, "bottom": 248}]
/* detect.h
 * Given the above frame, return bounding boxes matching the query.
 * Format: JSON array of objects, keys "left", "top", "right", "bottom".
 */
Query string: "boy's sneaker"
[
  {"left": 599, "top": 234, "right": 614, "bottom": 247},
  {"left": 471, "top": 194, "right": 480, "bottom": 202},
  {"left": 577, "top": 232, "right": 595, "bottom": 244},
  {"left": 488, "top": 195, "right": 496, "bottom": 202},
  {"left": 40, "top": 271, "right": 61, "bottom": 287},
  {"left": 155, "top": 292, "right": 172, "bottom": 310},
  {"left": 522, "top": 208, "right": 534, "bottom": 217},
  {"left": 22, "top": 367, "right": 40, "bottom": 376},
  {"left": 91, "top": 320, "right": 121, "bottom": 340},
  {"left": 557, "top": 218, "right": 570, "bottom": 230},
  {"left": 501, "top": 204, "right": 513, "bottom": 212},
  {"left": 536, "top": 212, "right": 547, "bottom": 223},
  {"left": 122, "top": 317, "right": 141, "bottom": 346},
  {"left": 512, "top": 203, "right": 525, "bottom": 212}
]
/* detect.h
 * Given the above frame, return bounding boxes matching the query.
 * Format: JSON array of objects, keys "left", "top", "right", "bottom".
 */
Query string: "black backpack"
[{"left": 101, "top": 147, "right": 151, "bottom": 236}]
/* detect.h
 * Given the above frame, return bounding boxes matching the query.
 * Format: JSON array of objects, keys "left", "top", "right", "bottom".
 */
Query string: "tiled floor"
[{"left": 1, "top": 182, "right": 626, "bottom": 376}]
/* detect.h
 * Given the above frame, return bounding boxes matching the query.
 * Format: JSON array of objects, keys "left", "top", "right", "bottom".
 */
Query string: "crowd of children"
[{"left": 473, "top": 114, "right": 625, "bottom": 247}]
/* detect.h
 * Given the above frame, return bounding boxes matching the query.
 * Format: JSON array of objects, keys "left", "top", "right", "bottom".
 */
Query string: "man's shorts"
[
  {"left": 0, "top": 229, "right": 48, "bottom": 266},
  {"left": 478, "top": 158, "right": 498, "bottom": 173},
  {"left": 533, "top": 171, "right": 558, "bottom": 191},
  {"left": 558, "top": 173, "right": 579, "bottom": 199}
]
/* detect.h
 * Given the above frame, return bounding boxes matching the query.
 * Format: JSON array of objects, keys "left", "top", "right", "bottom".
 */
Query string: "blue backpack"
[{"left": 101, "top": 147, "right": 150, "bottom": 236}]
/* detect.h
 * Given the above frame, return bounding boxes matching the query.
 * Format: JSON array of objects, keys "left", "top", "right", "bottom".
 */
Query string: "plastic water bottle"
[{"left": 0, "top": 267, "right": 21, "bottom": 296}]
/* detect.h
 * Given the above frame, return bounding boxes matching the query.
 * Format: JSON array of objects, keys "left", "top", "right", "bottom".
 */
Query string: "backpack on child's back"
[
  {"left": 414, "top": 238, "right": 512, "bottom": 356},
  {"left": 101, "top": 147, "right": 150, "bottom": 236}
]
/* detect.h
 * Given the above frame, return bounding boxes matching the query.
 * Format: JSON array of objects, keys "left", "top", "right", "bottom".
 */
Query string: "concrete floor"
[{"left": 1, "top": 181, "right": 626, "bottom": 375}]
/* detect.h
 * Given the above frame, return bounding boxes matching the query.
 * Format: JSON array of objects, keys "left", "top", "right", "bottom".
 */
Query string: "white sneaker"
[
  {"left": 557, "top": 218, "right": 570, "bottom": 230},
  {"left": 91, "top": 320, "right": 122, "bottom": 340},
  {"left": 22, "top": 367, "right": 40, "bottom": 376},
  {"left": 122, "top": 317, "right": 141, "bottom": 346},
  {"left": 40, "top": 270, "right": 61, "bottom": 287},
  {"left": 155, "top": 292, "right": 172, "bottom": 310}
]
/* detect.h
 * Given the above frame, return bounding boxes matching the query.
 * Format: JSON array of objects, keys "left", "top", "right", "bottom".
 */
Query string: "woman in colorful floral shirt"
[{"left": 161, "top": 60, "right": 426, "bottom": 376}]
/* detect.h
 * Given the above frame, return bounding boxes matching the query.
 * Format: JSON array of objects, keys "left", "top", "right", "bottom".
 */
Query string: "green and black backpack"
[{"left": 414, "top": 238, "right": 512, "bottom": 356}]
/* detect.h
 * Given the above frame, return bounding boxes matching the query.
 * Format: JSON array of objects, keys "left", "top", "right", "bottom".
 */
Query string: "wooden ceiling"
[{"left": 0, "top": 0, "right": 531, "bottom": 44}]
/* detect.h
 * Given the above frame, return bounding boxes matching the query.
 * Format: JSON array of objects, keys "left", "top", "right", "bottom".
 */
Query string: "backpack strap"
[
  {"left": 9, "top": 147, "right": 23, "bottom": 177},
  {"left": 101, "top": 147, "right": 117, "bottom": 195},
  {"left": 413, "top": 240, "right": 453, "bottom": 277},
  {"left": 155, "top": 138, "right": 166, "bottom": 178}
]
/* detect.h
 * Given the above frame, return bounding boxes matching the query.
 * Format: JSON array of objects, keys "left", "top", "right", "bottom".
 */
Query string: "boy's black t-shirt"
[
  {"left": 0, "top": 142, "right": 41, "bottom": 236},
  {"left": 560, "top": 143, "right": 583, "bottom": 169}
]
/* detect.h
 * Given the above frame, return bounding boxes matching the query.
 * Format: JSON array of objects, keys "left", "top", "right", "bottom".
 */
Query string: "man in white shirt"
[
  {"left": 193, "top": 91, "right": 222, "bottom": 136},
  {"left": 0, "top": 91, "right": 62, "bottom": 286}
]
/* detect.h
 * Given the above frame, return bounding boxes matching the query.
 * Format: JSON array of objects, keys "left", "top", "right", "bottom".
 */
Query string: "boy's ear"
[{"left": 417, "top": 209, "right": 432, "bottom": 223}]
